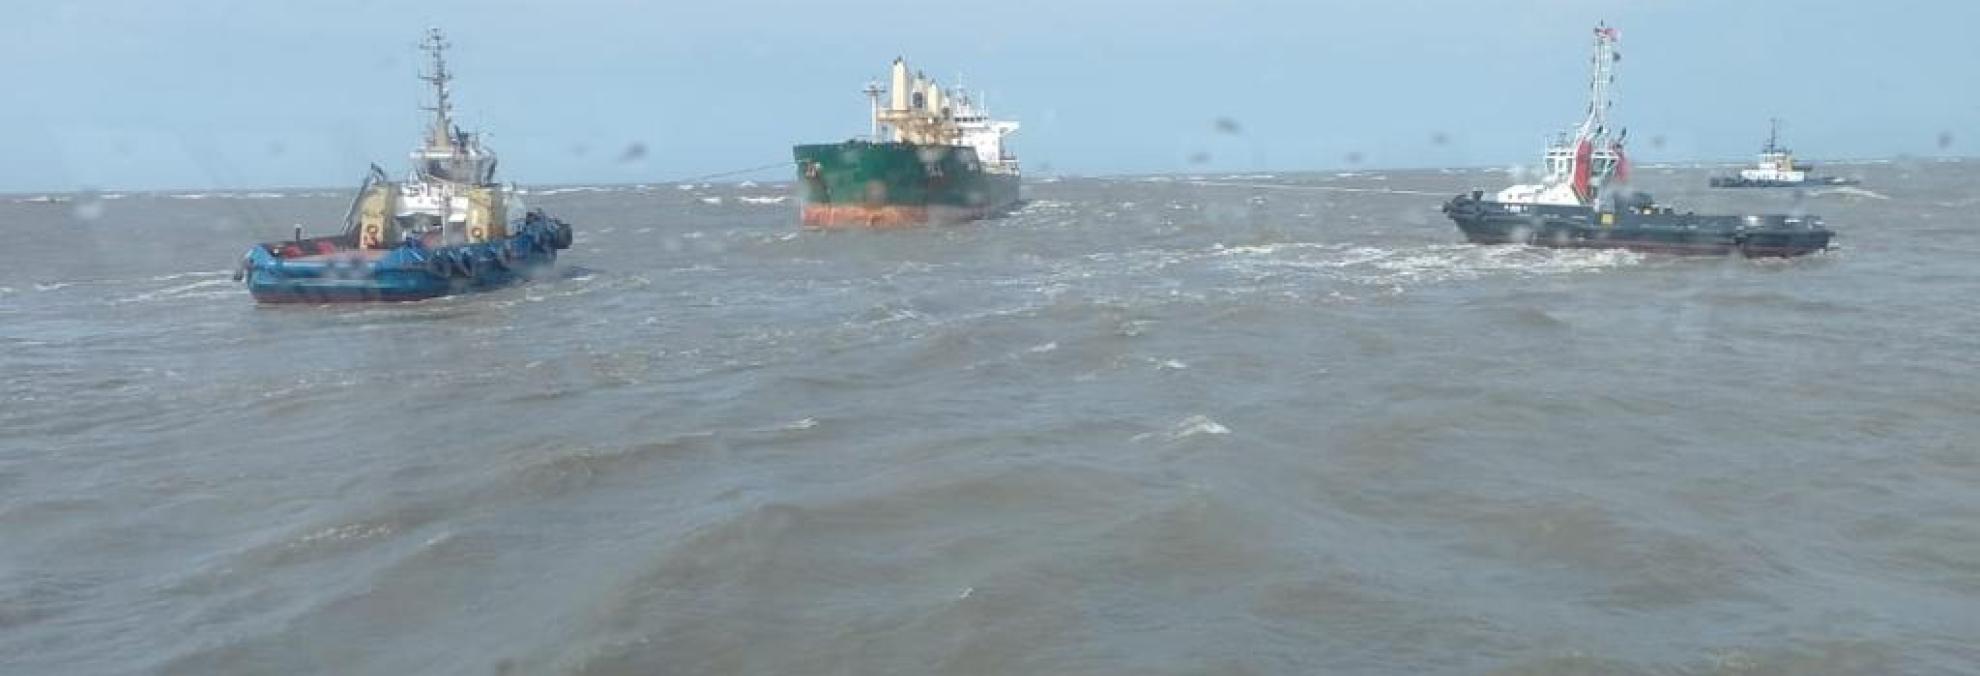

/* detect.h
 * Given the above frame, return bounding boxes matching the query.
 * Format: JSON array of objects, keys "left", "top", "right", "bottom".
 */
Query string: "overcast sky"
[{"left": 2, "top": 0, "right": 1973, "bottom": 191}]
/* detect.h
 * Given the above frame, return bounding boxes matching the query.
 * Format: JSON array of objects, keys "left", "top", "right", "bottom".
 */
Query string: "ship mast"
[
  {"left": 863, "top": 81, "right": 884, "bottom": 141},
  {"left": 420, "top": 28, "right": 455, "bottom": 150},
  {"left": 1578, "top": 23, "right": 1619, "bottom": 142},
  {"left": 1764, "top": 117, "right": 1782, "bottom": 153}
]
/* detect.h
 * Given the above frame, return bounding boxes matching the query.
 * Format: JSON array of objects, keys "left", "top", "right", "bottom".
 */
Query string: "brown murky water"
[{"left": 3, "top": 163, "right": 1976, "bottom": 674}]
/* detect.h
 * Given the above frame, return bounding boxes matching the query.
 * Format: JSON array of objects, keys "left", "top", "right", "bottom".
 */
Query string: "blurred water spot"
[
  {"left": 1344, "top": 151, "right": 1364, "bottom": 165},
  {"left": 1187, "top": 151, "right": 1211, "bottom": 165},
  {"left": 1214, "top": 117, "right": 1242, "bottom": 135},
  {"left": 1430, "top": 131, "right": 1450, "bottom": 146},
  {"left": 1650, "top": 135, "right": 1667, "bottom": 150},
  {"left": 618, "top": 143, "right": 648, "bottom": 163},
  {"left": 71, "top": 190, "right": 105, "bottom": 222},
  {"left": 1937, "top": 131, "right": 1954, "bottom": 149}
]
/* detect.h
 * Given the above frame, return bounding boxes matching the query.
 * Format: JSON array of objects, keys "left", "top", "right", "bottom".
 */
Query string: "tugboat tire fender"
[{"left": 451, "top": 250, "right": 478, "bottom": 278}]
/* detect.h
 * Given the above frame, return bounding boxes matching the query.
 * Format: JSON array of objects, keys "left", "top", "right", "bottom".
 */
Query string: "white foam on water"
[
  {"left": 1130, "top": 415, "right": 1232, "bottom": 442},
  {"left": 1206, "top": 240, "right": 1645, "bottom": 290},
  {"left": 150, "top": 270, "right": 231, "bottom": 282},
  {"left": 1188, "top": 180, "right": 1444, "bottom": 197},
  {"left": 1810, "top": 186, "right": 1891, "bottom": 200},
  {"left": 115, "top": 278, "right": 238, "bottom": 304},
  {"left": 1156, "top": 415, "right": 1232, "bottom": 441},
  {"left": 289, "top": 522, "right": 395, "bottom": 549},
  {"left": 699, "top": 197, "right": 723, "bottom": 205},
  {"left": 738, "top": 196, "right": 788, "bottom": 204}
]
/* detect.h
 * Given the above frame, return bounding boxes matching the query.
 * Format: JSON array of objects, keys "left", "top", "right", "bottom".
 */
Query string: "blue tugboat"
[
  {"left": 236, "top": 29, "right": 572, "bottom": 303},
  {"left": 1442, "top": 25, "right": 1833, "bottom": 258}
]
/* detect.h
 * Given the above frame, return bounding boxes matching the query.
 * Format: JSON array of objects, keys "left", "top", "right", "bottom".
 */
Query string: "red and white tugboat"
[{"left": 1442, "top": 24, "right": 1834, "bottom": 258}]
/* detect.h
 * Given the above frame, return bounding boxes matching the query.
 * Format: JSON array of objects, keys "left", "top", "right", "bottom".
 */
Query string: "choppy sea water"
[{"left": 3, "top": 163, "right": 1977, "bottom": 675}]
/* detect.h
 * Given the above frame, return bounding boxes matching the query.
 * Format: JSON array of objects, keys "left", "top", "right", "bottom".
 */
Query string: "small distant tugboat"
[
  {"left": 235, "top": 29, "right": 572, "bottom": 303},
  {"left": 1442, "top": 25, "right": 1833, "bottom": 258},
  {"left": 792, "top": 58, "right": 1020, "bottom": 228},
  {"left": 1708, "top": 119, "right": 1858, "bottom": 188}
]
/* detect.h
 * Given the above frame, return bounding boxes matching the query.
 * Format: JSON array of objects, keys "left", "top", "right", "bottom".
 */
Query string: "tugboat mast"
[
  {"left": 1578, "top": 23, "right": 1620, "bottom": 141},
  {"left": 1764, "top": 117, "right": 1783, "bottom": 153},
  {"left": 419, "top": 28, "right": 455, "bottom": 150}
]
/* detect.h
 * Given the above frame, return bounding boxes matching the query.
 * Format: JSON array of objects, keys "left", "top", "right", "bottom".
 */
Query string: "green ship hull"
[{"left": 792, "top": 141, "right": 1019, "bottom": 228}]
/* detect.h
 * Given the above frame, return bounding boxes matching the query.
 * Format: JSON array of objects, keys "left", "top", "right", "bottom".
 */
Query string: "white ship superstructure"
[
  {"left": 391, "top": 29, "right": 520, "bottom": 242},
  {"left": 1737, "top": 119, "right": 1808, "bottom": 183},
  {"left": 1495, "top": 24, "right": 1629, "bottom": 207},
  {"left": 869, "top": 58, "right": 1020, "bottom": 174}
]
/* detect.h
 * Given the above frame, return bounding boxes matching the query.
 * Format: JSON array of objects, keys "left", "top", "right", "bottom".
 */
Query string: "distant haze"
[{"left": 2, "top": 0, "right": 1972, "bottom": 192}]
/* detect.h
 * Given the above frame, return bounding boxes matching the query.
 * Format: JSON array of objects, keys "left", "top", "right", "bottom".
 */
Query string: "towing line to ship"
[{"left": 667, "top": 161, "right": 798, "bottom": 185}]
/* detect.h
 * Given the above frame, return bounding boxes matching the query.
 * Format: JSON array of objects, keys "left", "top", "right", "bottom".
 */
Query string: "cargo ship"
[
  {"left": 792, "top": 58, "right": 1020, "bottom": 228},
  {"left": 1442, "top": 24, "right": 1833, "bottom": 258},
  {"left": 235, "top": 29, "right": 572, "bottom": 303},
  {"left": 1708, "top": 119, "right": 1859, "bottom": 188}
]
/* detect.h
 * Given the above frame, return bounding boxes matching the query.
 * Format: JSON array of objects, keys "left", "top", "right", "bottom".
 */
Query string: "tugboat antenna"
[
  {"left": 1580, "top": 23, "right": 1620, "bottom": 142},
  {"left": 419, "top": 28, "right": 454, "bottom": 149},
  {"left": 1765, "top": 117, "right": 1782, "bottom": 153}
]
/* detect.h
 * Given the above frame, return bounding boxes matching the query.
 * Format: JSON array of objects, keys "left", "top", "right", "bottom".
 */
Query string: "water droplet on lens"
[{"left": 71, "top": 190, "right": 105, "bottom": 221}]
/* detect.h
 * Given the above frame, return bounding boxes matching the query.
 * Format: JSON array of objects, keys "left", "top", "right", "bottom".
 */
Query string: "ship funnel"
[{"left": 890, "top": 58, "right": 909, "bottom": 111}]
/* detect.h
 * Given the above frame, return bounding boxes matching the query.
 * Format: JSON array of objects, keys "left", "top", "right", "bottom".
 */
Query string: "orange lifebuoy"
[{"left": 360, "top": 223, "right": 382, "bottom": 248}]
